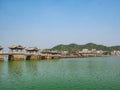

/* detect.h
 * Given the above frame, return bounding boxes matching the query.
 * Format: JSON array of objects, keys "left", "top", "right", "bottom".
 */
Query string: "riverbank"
[{"left": 60, "top": 55, "right": 118, "bottom": 59}]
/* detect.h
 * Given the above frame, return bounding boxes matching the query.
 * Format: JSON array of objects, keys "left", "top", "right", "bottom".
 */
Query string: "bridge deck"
[{"left": 0, "top": 52, "right": 61, "bottom": 57}]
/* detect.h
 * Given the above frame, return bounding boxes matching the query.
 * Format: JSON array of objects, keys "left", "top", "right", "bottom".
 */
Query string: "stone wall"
[
  {"left": 8, "top": 55, "right": 25, "bottom": 60},
  {"left": 0, "top": 55, "right": 4, "bottom": 60},
  {"left": 26, "top": 55, "right": 40, "bottom": 60}
]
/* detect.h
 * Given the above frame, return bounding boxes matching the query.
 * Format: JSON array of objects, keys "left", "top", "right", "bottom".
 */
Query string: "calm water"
[{"left": 0, "top": 57, "right": 120, "bottom": 90}]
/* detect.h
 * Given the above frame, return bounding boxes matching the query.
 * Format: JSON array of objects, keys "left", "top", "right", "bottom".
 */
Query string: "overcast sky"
[{"left": 0, "top": 0, "right": 120, "bottom": 50}]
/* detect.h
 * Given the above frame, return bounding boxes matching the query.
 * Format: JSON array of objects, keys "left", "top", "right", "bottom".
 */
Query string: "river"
[{"left": 0, "top": 56, "right": 120, "bottom": 90}]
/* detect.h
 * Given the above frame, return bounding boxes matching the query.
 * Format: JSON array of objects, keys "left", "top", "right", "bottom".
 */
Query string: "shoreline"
[{"left": 60, "top": 55, "right": 120, "bottom": 59}]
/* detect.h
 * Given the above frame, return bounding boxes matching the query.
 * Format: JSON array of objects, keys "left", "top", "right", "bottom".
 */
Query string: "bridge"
[{"left": 0, "top": 52, "right": 61, "bottom": 60}]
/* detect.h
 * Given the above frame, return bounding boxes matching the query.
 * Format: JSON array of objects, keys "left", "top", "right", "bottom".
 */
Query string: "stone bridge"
[{"left": 0, "top": 52, "right": 61, "bottom": 60}]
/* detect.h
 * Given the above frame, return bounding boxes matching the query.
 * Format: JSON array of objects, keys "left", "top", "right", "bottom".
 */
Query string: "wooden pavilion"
[
  {"left": 26, "top": 47, "right": 40, "bottom": 60},
  {"left": 9, "top": 45, "right": 25, "bottom": 52},
  {"left": 26, "top": 47, "right": 39, "bottom": 54}
]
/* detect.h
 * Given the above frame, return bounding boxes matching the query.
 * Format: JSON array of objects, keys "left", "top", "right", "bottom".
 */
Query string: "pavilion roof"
[
  {"left": 0, "top": 46, "right": 3, "bottom": 50},
  {"left": 9, "top": 45, "right": 25, "bottom": 49},
  {"left": 26, "top": 47, "right": 39, "bottom": 51}
]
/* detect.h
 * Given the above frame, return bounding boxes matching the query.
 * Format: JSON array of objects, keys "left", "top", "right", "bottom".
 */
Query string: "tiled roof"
[
  {"left": 0, "top": 46, "right": 3, "bottom": 50},
  {"left": 26, "top": 47, "right": 39, "bottom": 51},
  {"left": 9, "top": 45, "right": 25, "bottom": 49}
]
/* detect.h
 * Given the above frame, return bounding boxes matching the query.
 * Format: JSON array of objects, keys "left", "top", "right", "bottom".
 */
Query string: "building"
[
  {"left": 9, "top": 45, "right": 25, "bottom": 52},
  {"left": 26, "top": 47, "right": 40, "bottom": 60},
  {"left": 61, "top": 51, "right": 68, "bottom": 55},
  {"left": 8, "top": 45, "right": 25, "bottom": 60},
  {"left": 111, "top": 50, "right": 120, "bottom": 56},
  {"left": 82, "top": 49, "right": 89, "bottom": 53},
  {"left": 26, "top": 47, "right": 39, "bottom": 54}
]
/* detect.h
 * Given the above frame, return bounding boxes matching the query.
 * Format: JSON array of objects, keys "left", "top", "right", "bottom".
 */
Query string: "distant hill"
[{"left": 48, "top": 43, "right": 120, "bottom": 54}]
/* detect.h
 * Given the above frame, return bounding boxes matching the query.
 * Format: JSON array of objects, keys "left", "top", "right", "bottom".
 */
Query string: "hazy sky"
[{"left": 0, "top": 0, "right": 120, "bottom": 49}]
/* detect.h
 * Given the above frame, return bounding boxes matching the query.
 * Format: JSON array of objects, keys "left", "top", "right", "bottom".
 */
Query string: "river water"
[{"left": 0, "top": 56, "right": 120, "bottom": 90}]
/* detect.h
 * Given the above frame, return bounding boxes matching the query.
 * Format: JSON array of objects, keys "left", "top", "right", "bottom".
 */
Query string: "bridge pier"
[
  {"left": 26, "top": 55, "right": 40, "bottom": 60},
  {"left": 0, "top": 55, "right": 4, "bottom": 60},
  {"left": 40, "top": 55, "right": 51, "bottom": 60},
  {"left": 8, "top": 55, "right": 25, "bottom": 60},
  {"left": 0, "top": 46, "right": 4, "bottom": 60},
  {"left": 41, "top": 55, "right": 61, "bottom": 60},
  {"left": 51, "top": 56, "right": 60, "bottom": 59}
]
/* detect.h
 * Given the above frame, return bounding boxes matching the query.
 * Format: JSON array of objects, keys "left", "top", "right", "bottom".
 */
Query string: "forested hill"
[{"left": 49, "top": 43, "right": 120, "bottom": 52}]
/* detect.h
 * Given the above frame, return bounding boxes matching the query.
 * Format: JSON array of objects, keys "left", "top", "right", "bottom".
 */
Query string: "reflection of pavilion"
[
  {"left": 26, "top": 47, "right": 40, "bottom": 60},
  {"left": 8, "top": 61, "right": 24, "bottom": 77},
  {"left": 8, "top": 45, "right": 25, "bottom": 60},
  {"left": 0, "top": 46, "right": 4, "bottom": 60}
]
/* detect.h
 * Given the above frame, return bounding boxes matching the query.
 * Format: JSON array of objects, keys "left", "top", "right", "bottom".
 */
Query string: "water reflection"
[
  {"left": 24, "top": 61, "right": 39, "bottom": 76},
  {"left": 0, "top": 61, "right": 4, "bottom": 77},
  {"left": 7, "top": 61, "right": 25, "bottom": 79}
]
